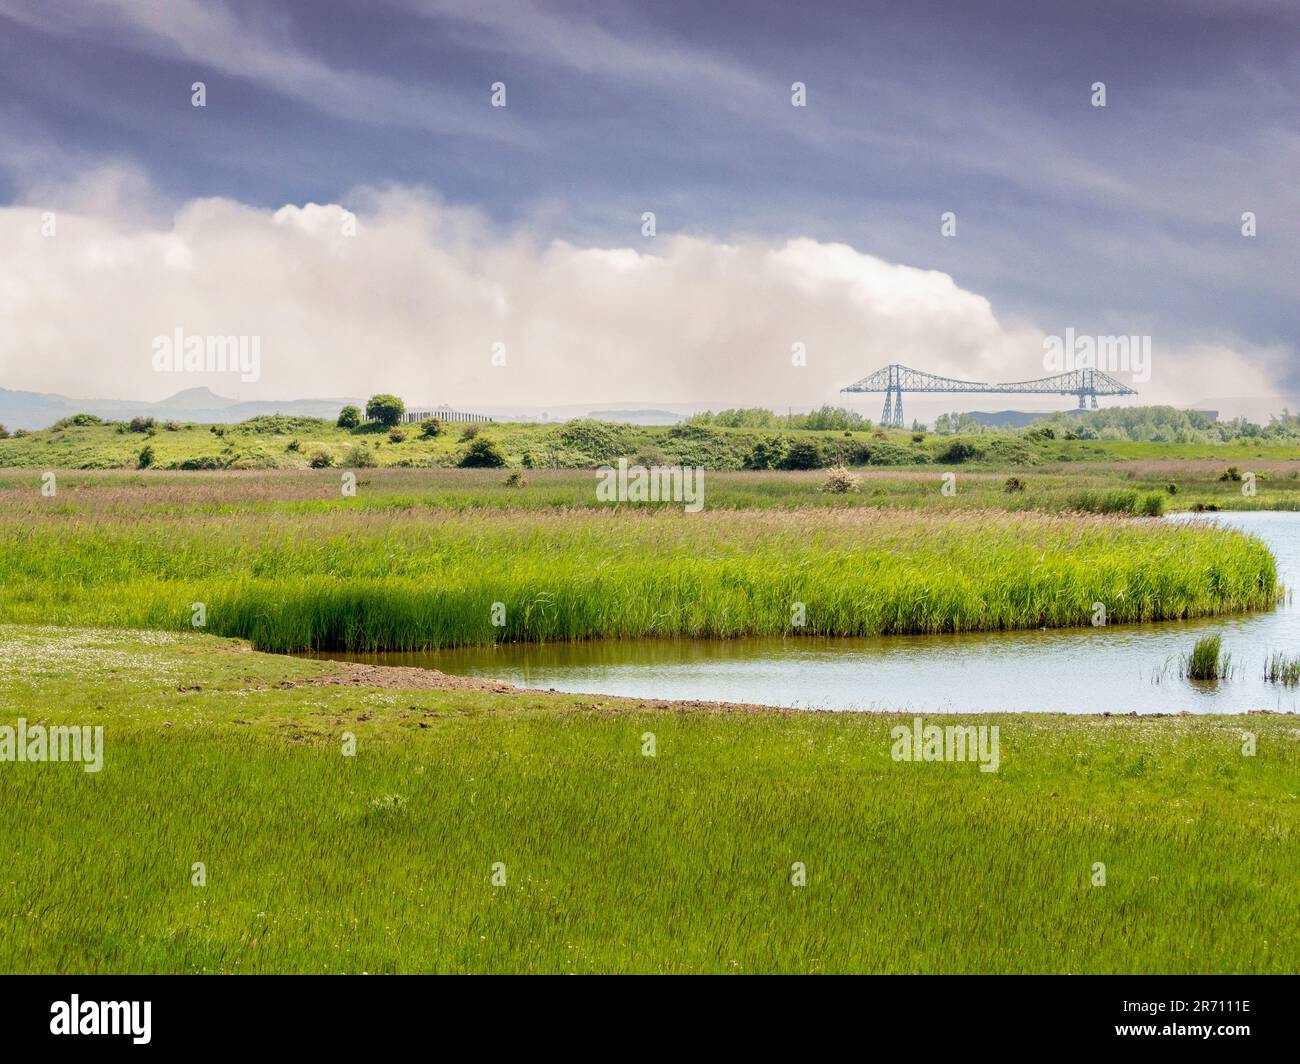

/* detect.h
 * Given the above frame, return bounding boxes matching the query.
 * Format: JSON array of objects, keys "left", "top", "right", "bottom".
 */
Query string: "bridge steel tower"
[{"left": 841, "top": 363, "right": 1136, "bottom": 427}]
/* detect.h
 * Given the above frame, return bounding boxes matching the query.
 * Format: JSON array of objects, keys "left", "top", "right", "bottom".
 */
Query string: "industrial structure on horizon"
[{"left": 841, "top": 363, "right": 1138, "bottom": 428}]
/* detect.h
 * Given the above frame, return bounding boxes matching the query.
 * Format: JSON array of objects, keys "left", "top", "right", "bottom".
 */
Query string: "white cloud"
[{"left": 0, "top": 178, "right": 1283, "bottom": 409}]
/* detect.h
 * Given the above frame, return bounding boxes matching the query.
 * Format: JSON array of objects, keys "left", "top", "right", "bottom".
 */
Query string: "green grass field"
[
  {"left": 0, "top": 472, "right": 1278, "bottom": 651},
  {"left": 1, "top": 625, "right": 1295, "bottom": 974},
  {"left": 2, "top": 432, "right": 1297, "bottom": 974}
]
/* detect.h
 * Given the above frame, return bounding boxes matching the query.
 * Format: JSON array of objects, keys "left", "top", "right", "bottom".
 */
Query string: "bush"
[
  {"left": 1219, "top": 466, "right": 1243, "bottom": 482},
  {"left": 1004, "top": 476, "right": 1026, "bottom": 493},
  {"left": 459, "top": 438, "right": 507, "bottom": 468},
  {"left": 0, "top": 425, "right": 9, "bottom": 439},
  {"left": 867, "top": 442, "right": 928, "bottom": 466},
  {"left": 128, "top": 416, "right": 156, "bottom": 434},
  {"left": 388, "top": 429, "right": 406, "bottom": 443},
  {"left": 550, "top": 419, "right": 637, "bottom": 463},
  {"left": 336, "top": 405, "right": 362, "bottom": 429},
  {"left": 419, "top": 417, "right": 443, "bottom": 438},
  {"left": 1140, "top": 492, "right": 1166, "bottom": 517},
  {"left": 460, "top": 423, "right": 481, "bottom": 440},
  {"left": 137, "top": 444, "right": 155, "bottom": 469},
  {"left": 286, "top": 439, "right": 301, "bottom": 452},
  {"left": 347, "top": 444, "right": 378, "bottom": 468},
  {"left": 53, "top": 413, "right": 103, "bottom": 429},
  {"left": 175, "top": 455, "right": 227, "bottom": 470},
  {"left": 308, "top": 450, "right": 335, "bottom": 469},
  {"left": 743, "top": 436, "right": 788, "bottom": 471},
  {"left": 632, "top": 446, "right": 669, "bottom": 467},
  {"left": 782, "top": 438, "right": 825, "bottom": 470},
  {"left": 1167, "top": 483, "right": 1178, "bottom": 495},
  {"left": 937, "top": 440, "right": 981, "bottom": 464},
  {"left": 821, "top": 464, "right": 861, "bottom": 494},
  {"left": 365, "top": 394, "right": 405, "bottom": 427},
  {"left": 505, "top": 471, "right": 527, "bottom": 488}
]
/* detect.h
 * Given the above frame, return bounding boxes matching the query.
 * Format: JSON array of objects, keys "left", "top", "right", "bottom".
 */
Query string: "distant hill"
[
  {"left": 586, "top": 409, "right": 685, "bottom": 425},
  {"left": 966, "top": 408, "right": 1220, "bottom": 429},
  {"left": 0, "top": 387, "right": 357, "bottom": 430}
]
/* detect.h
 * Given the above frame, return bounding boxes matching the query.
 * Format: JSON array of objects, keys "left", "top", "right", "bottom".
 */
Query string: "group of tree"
[
  {"left": 932, "top": 406, "right": 1300, "bottom": 444},
  {"left": 337, "top": 394, "right": 406, "bottom": 428},
  {"left": 688, "top": 405, "right": 872, "bottom": 431}
]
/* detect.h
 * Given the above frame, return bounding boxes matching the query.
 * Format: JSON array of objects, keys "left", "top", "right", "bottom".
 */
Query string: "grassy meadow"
[
  {"left": 1, "top": 420, "right": 1297, "bottom": 974},
  {"left": 0, "top": 471, "right": 1279, "bottom": 651},
  {"left": 1, "top": 625, "right": 1295, "bottom": 974}
]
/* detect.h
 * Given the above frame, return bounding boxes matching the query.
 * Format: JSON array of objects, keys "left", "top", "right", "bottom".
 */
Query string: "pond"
[{"left": 318, "top": 512, "right": 1300, "bottom": 714}]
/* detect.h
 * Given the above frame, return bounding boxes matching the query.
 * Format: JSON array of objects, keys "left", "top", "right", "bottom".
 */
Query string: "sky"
[{"left": 0, "top": 0, "right": 1296, "bottom": 414}]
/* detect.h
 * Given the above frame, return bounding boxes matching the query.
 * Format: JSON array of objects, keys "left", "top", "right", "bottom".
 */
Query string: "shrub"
[
  {"left": 460, "top": 423, "right": 481, "bottom": 440},
  {"left": 781, "top": 438, "right": 825, "bottom": 470},
  {"left": 1004, "top": 476, "right": 1025, "bottom": 493},
  {"left": 459, "top": 438, "right": 507, "bottom": 468},
  {"left": 0, "top": 425, "right": 9, "bottom": 439},
  {"left": 347, "top": 444, "right": 378, "bottom": 468},
  {"left": 388, "top": 429, "right": 406, "bottom": 443},
  {"left": 821, "top": 465, "right": 861, "bottom": 494},
  {"left": 308, "top": 450, "right": 335, "bottom": 469},
  {"left": 868, "top": 442, "right": 929, "bottom": 466},
  {"left": 175, "top": 455, "right": 227, "bottom": 470},
  {"left": 1219, "top": 466, "right": 1243, "bottom": 482},
  {"left": 128, "top": 416, "right": 156, "bottom": 434},
  {"left": 337, "top": 405, "right": 362, "bottom": 429},
  {"left": 937, "top": 440, "right": 981, "bottom": 464},
  {"left": 137, "top": 444, "right": 155, "bottom": 469},
  {"left": 632, "top": 446, "right": 669, "bottom": 467},
  {"left": 419, "top": 416, "right": 443, "bottom": 438},
  {"left": 551, "top": 419, "right": 636, "bottom": 462},
  {"left": 505, "top": 471, "right": 527, "bottom": 488},
  {"left": 365, "top": 394, "right": 405, "bottom": 426},
  {"left": 286, "top": 439, "right": 301, "bottom": 452},
  {"left": 1140, "top": 492, "right": 1166, "bottom": 517},
  {"left": 53, "top": 413, "right": 103, "bottom": 429},
  {"left": 1167, "top": 483, "right": 1178, "bottom": 495},
  {"left": 743, "top": 436, "right": 788, "bottom": 471}
]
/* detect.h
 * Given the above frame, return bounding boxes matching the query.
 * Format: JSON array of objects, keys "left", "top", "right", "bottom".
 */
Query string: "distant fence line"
[{"left": 370, "top": 407, "right": 493, "bottom": 425}]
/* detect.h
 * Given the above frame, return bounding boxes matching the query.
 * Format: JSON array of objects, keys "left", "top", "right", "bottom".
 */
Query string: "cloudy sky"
[{"left": 0, "top": 0, "right": 1296, "bottom": 413}]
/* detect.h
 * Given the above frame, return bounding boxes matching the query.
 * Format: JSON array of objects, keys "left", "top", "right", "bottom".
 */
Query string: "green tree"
[
  {"left": 458, "top": 438, "right": 507, "bottom": 468},
  {"left": 336, "top": 405, "right": 362, "bottom": 429},
  {"left": 365, "top": 394, "right": 405, "bottom": 427}
]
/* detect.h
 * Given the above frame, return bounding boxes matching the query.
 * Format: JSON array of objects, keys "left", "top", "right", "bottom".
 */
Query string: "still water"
[{"left": 326, "top": 512, "right": 1300, "bottom": 714}]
